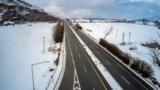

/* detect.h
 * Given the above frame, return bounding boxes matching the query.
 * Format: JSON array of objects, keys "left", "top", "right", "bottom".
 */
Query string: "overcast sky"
[{"left": 26, "top": 0, "right": 160, "bottom": 19}]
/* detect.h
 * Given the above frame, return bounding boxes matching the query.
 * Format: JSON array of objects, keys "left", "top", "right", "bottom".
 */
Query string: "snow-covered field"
[
  {"left": 0, "top": 23, "right": 58, "bottom": 90},
  {"left": 80, "top": 23, "right": 160, "bottom": 83}
]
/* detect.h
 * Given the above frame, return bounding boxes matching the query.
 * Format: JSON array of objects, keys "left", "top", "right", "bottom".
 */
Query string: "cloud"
[
  {"left": 69, "top": 9, "right": 92, "bottom": 18},
  {"left": 44, "top": 6, "right": 92, "bottom": 18},
  {"left": 129, "top": 0, "right": 160, "bottom": 6},
  {"left": 26, "top": 0, "right": 99, "bottom": 18},
  {"left": 26, "top": 0, "right": 160, "bottom": 19}
]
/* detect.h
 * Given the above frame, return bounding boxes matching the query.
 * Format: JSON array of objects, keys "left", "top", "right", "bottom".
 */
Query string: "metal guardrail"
[{"left": 53, "top": 31, "right": 66, "bottom": 90}]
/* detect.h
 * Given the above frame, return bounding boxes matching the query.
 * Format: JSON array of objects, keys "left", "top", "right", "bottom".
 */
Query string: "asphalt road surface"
[
  {"left": 59, "top": 21, "right": 111, "bottom": 90},
  {"left": 72, "top": 23, "right": 155, "bottom": 90}
]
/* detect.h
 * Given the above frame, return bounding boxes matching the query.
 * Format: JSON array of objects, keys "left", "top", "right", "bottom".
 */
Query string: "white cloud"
[
  {"left": 26, "top": 0, "right": 160, "bottom": 19},
  {"left": 69, "top": 9, "right": 92, "bottom": 18},
  {"left": 130, "top": 0, "right": 153, "bottom": 2},
  {"left": 26, "top": 0, "right": 94, "bottom": 18},
  {"left": 41, "top": 1, "right": 92, "bottom": 18},
  {"left": 129, "top": 0, "right": 160, "bottom": 5},
  {"left": 43, "top": 5, "right": 64, "bottom": 17}
]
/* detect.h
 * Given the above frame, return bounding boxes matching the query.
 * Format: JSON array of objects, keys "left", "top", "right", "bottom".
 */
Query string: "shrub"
[
  {"left": 54, "top": 58, "right": 59, "bottom": 66},
  {"left": 120, "top": 53, "right": 131, "bottom": 64},
  {"left": 131, "top": 59, "right": 153, "bottom": 77},
  {"left": 157, "top": 60, "right": 160, "bottom": 66},
  {"left": 99, "top": 38, "right": 130, "bottom": 64},
  {"left": 141, "top": 41, "right": 159, "bottom": 49},
  {"left": 139, "top": 61, "right": 153, "bottom": 77},
  {"left": 150, "top": 49, "right": 160, "bottom": 66},
  {"left": 158, "top": 83, "right": 160, "bottom": 87},
  {"left": 99, "top": 38, "right": 153, "bottom": 78},
  {"left": 53, "top": 20, "right": 64, "bottom": 43},
  {"left": 99, "top": 39, "right": 120, "bottom": 55},
  {"left": 131, "top": 59, "right": 140, "bottom": 70}
]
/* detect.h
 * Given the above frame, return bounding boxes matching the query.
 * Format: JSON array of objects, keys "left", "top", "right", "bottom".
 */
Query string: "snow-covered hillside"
[
  {"left": 0, "top": 1, "right": 58, "bottom": 26},
  {"left": 80, "top": 22, "right": 160, "bottom": 86},
  {"left": 0, "top": 22, "right": 58, "bottom": 90}
]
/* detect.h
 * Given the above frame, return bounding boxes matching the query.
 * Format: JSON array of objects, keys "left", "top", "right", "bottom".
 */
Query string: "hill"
[{"left": 0, "top": 0, "right": 59, "bottom": 25}]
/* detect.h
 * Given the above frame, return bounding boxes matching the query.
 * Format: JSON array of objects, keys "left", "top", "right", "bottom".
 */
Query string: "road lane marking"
[
  {"left": 67, "top": 22, "right": 108, "bottom": 90},
  {"left": 78, "top": 44, "right": 108, "bottom": 90},
  {"left": 78, "top": 54, "right": 81, "bottom": 58},
  {"left": 93, "top": 88, "right": 95, "bottom": 90},
  {"left": 105, "top": 60, "right": 111, "bottom": 66},
  {"left": 115, "top": 61, "right": 148, "bottom": 89},
  {"left": 66, "top": 31, "right": 81, "bottom": 90},
  {"left": 122, "top": 76, "right": 130, "bottom": 85},
  {"left": 73, "top": 69, "right": 81, "bottom": 90},
  {"left": 68, "top": 21, "right": 152, "bottom": 90},
  {"left": 83, "top": 65, "right": 87, "bottom": 72}
]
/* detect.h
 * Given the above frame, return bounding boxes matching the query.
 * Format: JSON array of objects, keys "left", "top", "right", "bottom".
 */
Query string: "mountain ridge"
[{"left": 0, "top": 0, "right": 59, "bottom": 25}]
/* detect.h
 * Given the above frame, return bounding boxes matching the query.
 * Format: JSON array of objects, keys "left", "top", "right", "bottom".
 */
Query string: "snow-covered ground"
[
  {"left": 0, "top": 23, "right": 58, "bottom": 90},
  {"left": 80, "top": 23, "right": 160, "bottom": 83}
]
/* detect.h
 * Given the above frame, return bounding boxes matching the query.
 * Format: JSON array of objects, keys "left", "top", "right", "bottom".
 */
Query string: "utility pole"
[
  {"left": 116, "top": 29, "right": 118, "bottom": 40},
  {"left": 31, "top": 65, "right": 35, "bottom": 90},
  {"left": 42, "top": 36, "right": 46, "bottom": 54},
  {"left": 122, "top": 32, "right": 125, "bottom": 44},
  {"left": 129, "top": 32, "right": 131, "bottom": 44}
]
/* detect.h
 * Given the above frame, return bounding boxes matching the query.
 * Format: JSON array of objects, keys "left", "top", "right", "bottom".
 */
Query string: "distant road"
[
  {"left": 73, "top": 23, "right": 155, "bottom": 90},
  {"left": 59, "top": 21, "right": 111, "bottom": 90}
]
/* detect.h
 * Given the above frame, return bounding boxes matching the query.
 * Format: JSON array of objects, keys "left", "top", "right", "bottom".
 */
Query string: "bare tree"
[
  {"left": 103, "top": 26, "right": 113, "bottom": 39},
  {"left": 150, "top": 49, "right": 160, "bottom": 65},
  {"left": 129, "top": 32, "right": 131, "bottom": 44},
  {"left": 122, "top": 32, "right": 125, "bottom": 44}
]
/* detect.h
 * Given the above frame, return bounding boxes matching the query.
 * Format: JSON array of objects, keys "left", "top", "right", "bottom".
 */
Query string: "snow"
[
  {"left": 80, "top": 22, "right": 160, "bottom": 85},
  {"left": 80, "top": 23, "right": 159, "bottom": 43},
  {"left": 52, "top": 38, "right": 66, "bottom": 90},
  {"left": 31, "top": 6, "right": 44, "bottom": 12},
  {"left": 68, "top": 25, "right": 122, "bottom": 90},
  {"left": 0, "top": 22, "right": 58, "bottom": 90},
  {"left": 18, "top": 10, "right": 29, "bottom": 16}
]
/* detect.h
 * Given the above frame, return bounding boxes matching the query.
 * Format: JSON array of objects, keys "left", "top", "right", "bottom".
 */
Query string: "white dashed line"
[
  {"left": 122, "top": 76, "right": 130, "bottom": 85},
  {"left": 83, "top": 65, "right": 87, "bottom": 72},
  {"left": 105, "top": 60, "right": 111, "bottom": 66}
]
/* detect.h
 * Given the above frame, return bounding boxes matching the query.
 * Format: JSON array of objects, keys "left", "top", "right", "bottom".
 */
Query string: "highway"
[
  {"left": 59, "top": 21, "right": 111, "bottom": 90},
  {"left": 71, "top": 23, "right": 155, "bottom": 90},
  {"left": 58, "top": 24, "right": 74, "bottom": 90}
]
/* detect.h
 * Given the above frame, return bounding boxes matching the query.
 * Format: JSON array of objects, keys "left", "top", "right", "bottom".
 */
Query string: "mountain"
[
  {"left": 0, "top": 0, "right": 59, "bottom": 25},
  {"left": 147, "top": 15, "right": 160, "bottom": 22}
]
